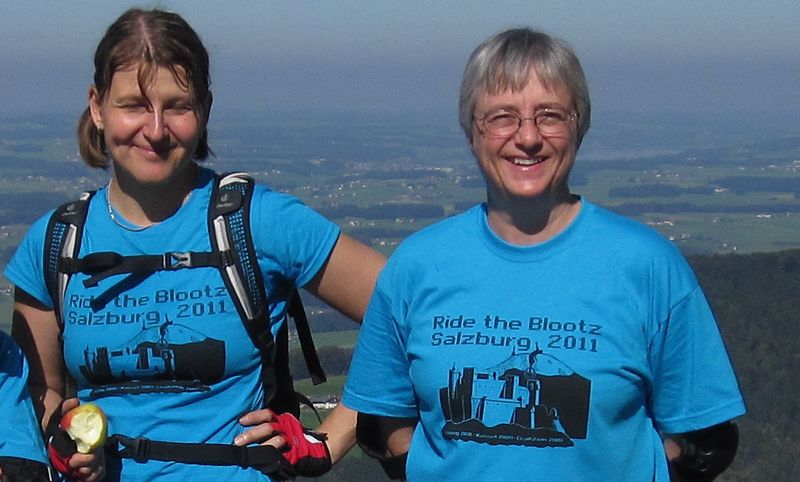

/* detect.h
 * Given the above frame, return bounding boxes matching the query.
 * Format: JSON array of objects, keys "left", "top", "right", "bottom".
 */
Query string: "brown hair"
[{"left": 78, "top": 8, "right": 212, "bottom": 168}]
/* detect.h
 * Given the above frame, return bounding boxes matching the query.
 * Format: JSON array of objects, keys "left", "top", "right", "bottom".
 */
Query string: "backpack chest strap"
[
  {"left": 108, "top": 435, "right": 290, "bottom": 476},
  {"left": 63, "top": 250, "right": 233, "bottom": 287}
]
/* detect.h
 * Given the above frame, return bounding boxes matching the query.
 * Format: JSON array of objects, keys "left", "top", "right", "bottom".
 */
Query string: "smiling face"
[
  {"left": 89, "top": 63, "right": 205, "bottom": 186},
  {"left": 470, "top": 73, "right": 578, "bottom": 208}
]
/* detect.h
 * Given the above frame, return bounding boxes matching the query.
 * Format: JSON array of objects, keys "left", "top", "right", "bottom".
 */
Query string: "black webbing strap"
[
  {"left": 109, "top": 435, "right": 289, "bottom": 476},
  {"left": 288, "top": 291, "right": 326, "bottom": 385},
  {"left": 67, "top": 251, "right": 229, "bottom": 287},
  {"left": 0, "top": 456, "right": 54, "bottom": 482}
]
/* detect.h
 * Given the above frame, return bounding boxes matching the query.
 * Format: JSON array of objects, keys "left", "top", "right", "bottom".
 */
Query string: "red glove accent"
[
  {"left": 271, "top": 412, "right": 331, "bottom": 477},
  {"left": 48, "top": 426, "right": 81, "bottom": 479}
]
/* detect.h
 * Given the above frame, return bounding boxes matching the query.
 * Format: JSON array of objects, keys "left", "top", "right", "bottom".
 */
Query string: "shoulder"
[
  {"left": 208, "top": 170, "right": 328, "bottom": 226},
  {"left": 390, "top": 206, "right": 477, "bottom": 259},
  {"left": 378, "top": 206, "right": 479, "bottom": 285},
  {"left": 7, "top": 206, "right": 57, "bottom": 265},
  {"left": 400, "top": 205, "right": 478, "bottom": 247},
  {"left": 583, "top": 200, "right": 683, "bottom": 258},
  {"left": 581, "top": 200, "right": 698, "bottom": 290},
  {"left": 248, "top": 182, "right": 336, "bottom": 230}
]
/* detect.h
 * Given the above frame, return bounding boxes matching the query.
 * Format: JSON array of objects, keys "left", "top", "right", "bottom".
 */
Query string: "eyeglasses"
[{"left": 474, "top": 107, "right": 578, "bottom": 137}]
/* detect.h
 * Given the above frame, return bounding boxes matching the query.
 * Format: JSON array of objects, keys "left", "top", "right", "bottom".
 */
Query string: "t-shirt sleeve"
[
  {"left": 0, "top": 332, "right": 49, "bottom": 463},
  {"left": 647, "top": 284, "right": 746, "bottom": 434},
  {"left": 343, "top": 276, "right": 418, "bottom": 418},
  {"left": 249, "top": 188, "right": 340, "bottom": 288},
  {"left": 4, "top": 211, "right": 53, "bottom": 307}
]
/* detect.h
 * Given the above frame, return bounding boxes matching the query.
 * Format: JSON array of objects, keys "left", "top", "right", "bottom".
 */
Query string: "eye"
[
  {"left": 485, "top": 111, "right": 519, "bottom": 127},
  {"left": 166, "top": 102, "right": 195, "bottom": 115},
  {"left": 118, "top": 102, "right": 148, "bottom": 113},
  {"left": 536, "top": 108, "right": 569, "bottom": 125}
]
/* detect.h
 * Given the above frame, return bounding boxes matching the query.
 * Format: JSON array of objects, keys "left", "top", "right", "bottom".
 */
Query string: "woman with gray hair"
[{"left": 343, "top": 27, "right": 744, "bottom": 481}]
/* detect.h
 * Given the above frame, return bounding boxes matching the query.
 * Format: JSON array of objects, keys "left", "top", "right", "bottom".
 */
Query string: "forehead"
[
  {"left": 474, "top": 74, "right": 572, "bottom": 113},
  {"left": 107, "top": 63, "right": 192, "bottom": 97}
]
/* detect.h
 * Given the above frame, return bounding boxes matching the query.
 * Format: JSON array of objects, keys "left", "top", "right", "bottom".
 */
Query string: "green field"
[
  {"left": 302, "top": 330, "right": 359, "bottom": 349},
  {"left": 295, "top": 374, "right": 347, "bottom": 400}
]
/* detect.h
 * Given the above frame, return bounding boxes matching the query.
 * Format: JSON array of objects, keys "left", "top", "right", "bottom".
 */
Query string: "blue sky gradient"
[{"left": 1, "top": 1, "right": 798, "bottom": 119}]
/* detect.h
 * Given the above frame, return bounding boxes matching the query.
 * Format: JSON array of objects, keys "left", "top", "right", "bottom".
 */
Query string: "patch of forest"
[{"left": 689, "top": 249, "right": 799, "bottom": 481}]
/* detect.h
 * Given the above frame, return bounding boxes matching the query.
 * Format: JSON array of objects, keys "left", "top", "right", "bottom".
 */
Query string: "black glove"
[{"left": 270, "top": 412, "right": 331, "bottom": 479}]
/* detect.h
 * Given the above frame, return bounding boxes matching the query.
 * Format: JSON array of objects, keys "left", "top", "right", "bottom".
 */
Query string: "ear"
[
  {"left": 467, "top": 129, "right": 478, "bottom": 151},
  {"left": 201, "top": 91, "right": 213, "bottom": 128},
  {"left": 88, "top": 86, "right": 104, "bottom": 130}
]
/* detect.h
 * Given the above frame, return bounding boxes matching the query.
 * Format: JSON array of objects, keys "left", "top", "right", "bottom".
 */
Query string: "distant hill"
[{"left": 688, "top": 249, "right": 800, "bottom": 481}]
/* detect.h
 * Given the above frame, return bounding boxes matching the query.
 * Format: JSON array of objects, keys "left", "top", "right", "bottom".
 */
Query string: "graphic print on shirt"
[
  {"left": 66, "top": 284, "right": 230, "bottom": 396},
  {"left": 440, "top": 344, "right": 590, "bottom": 447}
]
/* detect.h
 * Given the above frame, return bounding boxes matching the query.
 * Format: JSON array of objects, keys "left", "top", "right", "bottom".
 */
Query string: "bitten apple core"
[{"left": 60, "top": 403, "right": 108, "bottom": 453}]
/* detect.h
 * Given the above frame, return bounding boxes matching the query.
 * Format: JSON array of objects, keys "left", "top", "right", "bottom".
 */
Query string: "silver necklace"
[{"left": 106, "top": 182, "right": 156, "bottom": 232}]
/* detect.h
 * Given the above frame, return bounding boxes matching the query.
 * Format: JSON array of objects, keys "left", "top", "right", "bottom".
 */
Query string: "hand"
[
  {"left": 271, "top": 412, "right": 332, "bottom": 478},
  {"left": 48, "top": 398, "right": 106, "bottom": 482},
  {"left": 235, "top": 408, "right": 286, "bottom": 448}
]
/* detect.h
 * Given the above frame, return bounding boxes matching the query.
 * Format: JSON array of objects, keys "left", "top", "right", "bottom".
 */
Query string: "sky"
[{"left": 1, "top": 0, "right": 798, "bottom": 122}]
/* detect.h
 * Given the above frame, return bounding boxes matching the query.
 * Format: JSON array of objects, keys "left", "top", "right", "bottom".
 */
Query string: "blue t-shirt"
[
  {"left": 344, "top": 200, "right": 745, "bottom": 482},
  {"left": 0, "top": 331, "right": 48, "bottom": 465},
  {"left": 5, "top": 167, "right": 340, "bottom": 481}
]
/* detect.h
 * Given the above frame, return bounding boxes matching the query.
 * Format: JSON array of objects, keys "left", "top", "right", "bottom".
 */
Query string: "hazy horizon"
[{"left": 1, "top": 1, "right": 798, "bottom": 121}]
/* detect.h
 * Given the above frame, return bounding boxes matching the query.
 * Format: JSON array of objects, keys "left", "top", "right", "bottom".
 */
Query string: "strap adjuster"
[
  {"left": 164, "top": 252, "right": 192, "bottom": 269},
  {"left": 116, "top": 435, "right": 152, "bottom": 462}
]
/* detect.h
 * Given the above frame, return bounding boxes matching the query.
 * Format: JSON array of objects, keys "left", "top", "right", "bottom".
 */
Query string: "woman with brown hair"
[{"left": 7, "top": 8, "right": 383, "bottom": 481}]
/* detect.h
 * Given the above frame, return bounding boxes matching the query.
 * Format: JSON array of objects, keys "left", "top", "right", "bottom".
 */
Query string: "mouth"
[
  {"left": 135, "top": 144, "right": 172, "bottom": 159},
  {"left": 510, "top": 157, "right": 545, "bottom": 166}
]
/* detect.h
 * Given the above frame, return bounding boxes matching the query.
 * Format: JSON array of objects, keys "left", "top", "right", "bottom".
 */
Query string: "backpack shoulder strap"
[
  {"left": 43, "top": 191, "right": 96, "bottom": 328},
  {"left": 208, "top": 172, "right": 268, "bottom": 345},
  {"left": 208, "top": 172, "right": 326, "bottom": 415}
]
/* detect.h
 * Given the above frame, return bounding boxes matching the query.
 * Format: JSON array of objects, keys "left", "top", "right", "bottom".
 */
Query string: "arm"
[
  {"left": 236, "top": 404, "right": 356, "bottom": 463},
  {"left": 304, "top": 233, "right": 385, "bottom": 457},
  {"left": 316, "top": 403, "right": 356, "bottom": 464},
  {"left": 303, "top": 232, "right": 386, "bottom": 323},
  {"left": 301, "top": 233, "right": 386, "bottom": 461},
  {"left": 237, "top": 234, "right": 385, "bottom": 456},
  {"left": 664, "top": 421, "right": 739, "bottom": 482},
  {"left": 13, "top": 288, "right": 106, "bottom": 481},
  {"left": 356, "top": 414, "right": 416, "bottom": 480},
  {"left": 11, "top": 288, "right": 65, "bottom": 431}
]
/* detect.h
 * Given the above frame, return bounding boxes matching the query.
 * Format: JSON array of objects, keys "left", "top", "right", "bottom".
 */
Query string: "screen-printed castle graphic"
[
  {"left": 440, "top": 345, "right": 590, "bottom": 447},
  {"left": 79, "top": 321, "right": 225, "bottom": 394}
]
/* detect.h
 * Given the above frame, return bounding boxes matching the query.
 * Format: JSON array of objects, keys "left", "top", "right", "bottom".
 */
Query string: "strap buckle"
[
  {"left": 114, "top": 435, "right": 152, "bottom": 463},
  {"left": 164, "top": 252, "right": 192, "bottom": 269}
]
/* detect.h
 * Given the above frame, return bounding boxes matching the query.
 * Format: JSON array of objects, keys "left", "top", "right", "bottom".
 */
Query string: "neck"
[
  {"left": 109, "top": 162, "right": 199, "bottom": 227},
  {"left": 486, "top": 192, "right": 580, "bottom": 246}
]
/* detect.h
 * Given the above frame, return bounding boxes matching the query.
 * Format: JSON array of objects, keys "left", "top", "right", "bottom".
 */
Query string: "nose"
[
  {"left": 514, "top": 117, "right": 543, "bottom": 148},
  {"left": 143, "top": 108, "right": 168, "bottom": 143}
]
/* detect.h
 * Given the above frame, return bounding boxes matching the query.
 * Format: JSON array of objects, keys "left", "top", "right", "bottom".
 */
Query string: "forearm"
[
  {"left": 665, "top": 421, "right": 740, "bottom": 481},
  {"left": 30, "top": 384, "right": 65, "bottom": 433},
  {"left": 12, "top": 289, "right": 67, "bottom": 432},
  {"left": 317, "top": 403, "right": 357, "bottom": 463}
]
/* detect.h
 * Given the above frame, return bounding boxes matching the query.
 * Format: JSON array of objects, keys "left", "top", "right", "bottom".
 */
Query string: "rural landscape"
[{"left": 1, "top": 109, "right": 798, "bottom": 480}]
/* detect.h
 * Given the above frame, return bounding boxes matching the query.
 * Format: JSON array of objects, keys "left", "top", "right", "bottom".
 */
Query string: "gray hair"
[{"left": 458, "top": 27, "right": 591, "bottom": 147}]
